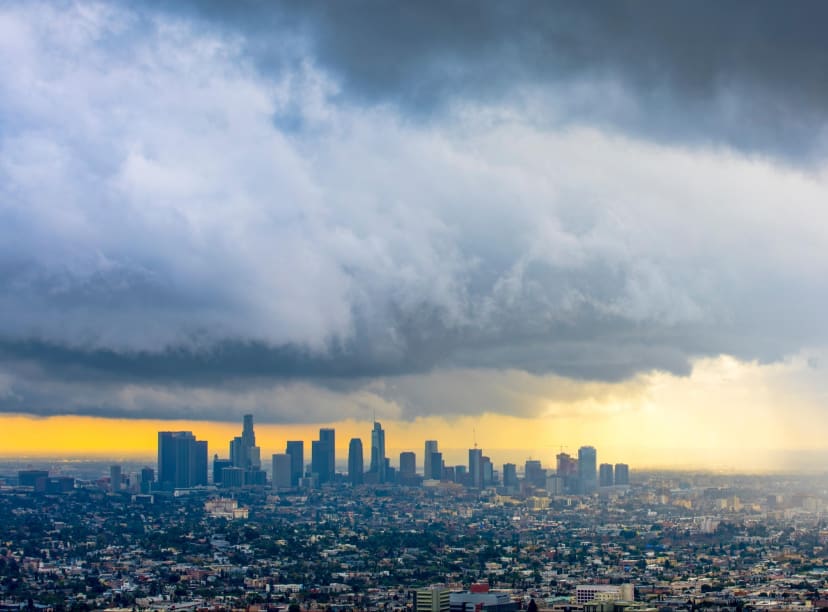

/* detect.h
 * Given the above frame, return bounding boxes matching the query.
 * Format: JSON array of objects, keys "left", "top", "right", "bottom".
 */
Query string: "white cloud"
[{"left": 1, "top": 2, "right": 828, "bottom": 425}]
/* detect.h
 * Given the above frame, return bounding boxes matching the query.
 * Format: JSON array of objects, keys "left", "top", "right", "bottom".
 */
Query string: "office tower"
[
  {"left": 578, "top": 446, "right": 597, "bottom": 493},
  {"left": 502, "top": 463, "right": 518, "bottom": 488},
  {"left": 286, "top": 441, "right": 304, "bottom": 486},
  {"left": 213, "top": 455, "right": 233, "bottom": 485},
  {"left": 399, "top": 452, "right": 416, "bottom": 477},
  {"left": 311, "top": 440, "right": 327, "bottom": 483},
  {"left": 428, "top": 451, "right": 443, "bottom": 480},
  {"left": 469, "top": 448, "right": 483, "bottom": 488},
  {"left": 140, "top": 467, "right": 154, "bottom": 494},
  {"left": 272, "top": 454, "right": 291, "bottom": 489},
  {"left": 221, "top": 467, "right": 245, "bottom": 488},
  {"left": 614, "top": 463, "right": 630, "bottom": 486},
  {"left": 194, "top": 440, "right": 208, "bottom": 485},
  {"left": 599, "top": 463, "right": 614, "bottom": 487},
  {"left": 157, "top": 431, "right": 208, "bottom": 490},
  {"left": 424, "top": 440, "right": 438, "bottom": 478},
  {"left": 319, "top": 428, "right": 336, "bottom": 482},
  {"left": 482, "top": 456, "right": 493, "bottom": 486},
  {"left": 369, "top": 421, "right": 387, "bottom": 483},
  {"left": 556, "top": 452, "right": 577, "bottom": 476},
  {"left": 348, "top": 438, "right": 364, "bottom": 485},
  {"left": 416, "top": 587, "right": 451, "bottom": 612},
  {"left": 229, "top": 414, "right": 262, "bottom": 470},
  {"left": 109, "top": 465, "right": 121, "bottom": 492},
  {"left": 524, "top": 459, "right": 545, "bottom": 487}
]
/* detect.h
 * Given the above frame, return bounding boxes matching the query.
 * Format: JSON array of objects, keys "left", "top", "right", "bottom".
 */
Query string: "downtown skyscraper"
[
  {"left": 369, "top": 421, "right": 387, "bottom": 483},
  {"left": 312, "top": 428, "right": 335, "bottom": 484},
  {"left": 348, "top": 438, "right": 364, "bottom": 485},
  {"left": 157, "top": 431, "right": 208, "bottom": 490},
  {"left": 230, "top": 414, "right": 261, "bottom": 470},
  {"left": 286, "top": 440, "right": 304, "bottom": 486}
]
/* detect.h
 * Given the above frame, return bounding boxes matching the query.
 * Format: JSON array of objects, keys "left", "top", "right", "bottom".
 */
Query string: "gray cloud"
[
  {"left": 1, "top": 2, "right": 828, "bottom": 422},
  {"left": 173, "top": 1, "right": 828, "bottom": 160}
]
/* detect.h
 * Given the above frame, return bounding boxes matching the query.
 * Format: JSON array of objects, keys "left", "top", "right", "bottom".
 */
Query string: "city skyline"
[
  {"left": 3, "top": 3, "right": 828, "bottom": 471},
  {"left": 4, "top": 401, "right": 828, "bottom": 472}
]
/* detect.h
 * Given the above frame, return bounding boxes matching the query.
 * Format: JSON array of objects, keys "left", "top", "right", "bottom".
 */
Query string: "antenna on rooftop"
[{"left": 473, "top": 427, "right": 477, "bottom": 449}]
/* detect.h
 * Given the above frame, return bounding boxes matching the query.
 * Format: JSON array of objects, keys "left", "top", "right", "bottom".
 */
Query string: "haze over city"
[{"left": 3, "top": 2, "right": 828, "bottom": 471}]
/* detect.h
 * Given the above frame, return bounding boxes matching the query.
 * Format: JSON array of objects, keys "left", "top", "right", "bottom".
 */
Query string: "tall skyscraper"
[
  {"left": 311, "top": 440, "right": 327, "bottom": 484},
  {"left": 525, "top": 459, "right": 545, "bottom": 487},
  {"left": 482, "top": 456, "right": 493, "bottom": 486},
  {"left": 399, "top": 452, "right": 416, "bottom": 478},
  {"left": 319, "top": 428, "right": 335, "bottom": 483},
  {"left": 614, "top": 463, "right": 630, "bottom": 486},
  {"left": 272, "top": 453, "right": 291, "bottom": 489},
  {"left": 140, "top": 467, "right": 154, "bottom": 494},
  {"left": 578, "top": 445, "right": 598, "bottom": 493},
  {"left": 502, "top": 463, "right": 518, "bottom": 488},
  {"left": 286, "top": 440, "right": 304, "bottom": 486},
  {"left": 556, "top": 452, "right": 577, "bottom": 476},
  {"left": 599, "top": 463, "right": 614, "bottom": 487},
  {"left": 429, "top": 451, "right": 443, "bottom": 480},
  {"left": 109, "top": 465, "right": 121, "bottom": 492},
  {"left": 157, "top": 431, "right": 208, "bottom": 490},
  {"left": 370, "top": 422, "right": 387, "bottom": 483},
  {"left": 229, "top": 414, "right": 262, "bottom": 470},
  {"left": 469, "top": 448, "right": 483, "bottom": 488},
  {"left": 348, "top": 438, "right": 364, "bottom": 485},
  {"left": 424, "top": 440, "right": 438, "bottom": 478}
]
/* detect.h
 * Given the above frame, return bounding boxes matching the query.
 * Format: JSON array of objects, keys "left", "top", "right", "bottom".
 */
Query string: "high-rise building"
[
  {"left": 399, "top": 451, "right": 416, "bottom": 477},
  {"left": 311, "top": 440, "right": 327, "bottom": 483},
  {"left": 369, "top": 422, "right": 386, "bottom": 483},
  {"left": 614, "top": 463, "right": 630, "bottom": 486},
  {"left": 157, "top": 431, "right": 208, "bottom": 490},
  {"left": 140, "top": 467, "right": 154, "bottom": 494},
  {"left": 469, "top": 448, "right": 483, "bottom": 488},
  {"left": 109, "top": 465, "right": 121, "bottom": 492},
  {"left": 502, "top": 463, "right": 518, "bottom": 488},
  {"left": 213, "top": 455, "right": 233, "bottom": 485},
  {"left": 424, "top": 440, "right": 438, "bottom": 478},
  {"left": 286, "top": 441, "right": 304, "bottom": 486},
  {"left": 556, "top": 452, "right": 577, "bottom": 476},
  {"left": 428, "top": 451, "right": 443, "bottom": 480},
  {"left": 416, "top": 587, "right": 451, "bottom": 612},
  {"left": 318, "top": 428, "right": 335, "bottom": 483},
  {"left": 482, "top": 456, "right": 493, "bottom": 486},
  {"left": 524, "top": 459, "right": 545, "bottom": 487},
  {"left": 229, "top": 414, "right": 262, "bottom": 470},
  {"left": 221, "top": 466, "right": 245, "bottom": 488},
  {"left": 599, "top": 463, "right": 614, "bottom": 487},
  {"left": 348, "top": 438, "right": 364, "bottom": 485},
  {"left": 272, "top": 453, "right": 291, "bottom": 489},
  {"left": 578, "top": 446, "right": 597, "bottom": 493}
]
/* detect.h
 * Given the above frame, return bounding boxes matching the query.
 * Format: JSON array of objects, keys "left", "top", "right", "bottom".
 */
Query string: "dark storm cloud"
[
  {"left": 2, "top": 1, "right": 828, "bottom": 423},
  {"left": 172, "top": 0, "right": 828, "bottom": 159}
]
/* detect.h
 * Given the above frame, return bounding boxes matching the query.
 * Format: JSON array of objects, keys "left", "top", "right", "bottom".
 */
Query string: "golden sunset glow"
[{"left": 3, "top": 355, "right": 827, "bottom": 472}]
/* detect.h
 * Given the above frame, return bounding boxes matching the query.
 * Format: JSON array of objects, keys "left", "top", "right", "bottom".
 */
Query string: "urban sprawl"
[{"left": 2, "top": 416, "right": 828, "bottom": 612}]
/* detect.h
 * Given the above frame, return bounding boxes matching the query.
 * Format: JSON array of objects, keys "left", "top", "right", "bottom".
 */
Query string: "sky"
[{"left": 2, "top": 2, "right": 828, "bottom": 470}]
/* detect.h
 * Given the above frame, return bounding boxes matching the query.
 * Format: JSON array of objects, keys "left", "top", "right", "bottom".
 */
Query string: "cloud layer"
[{"left": 1, "top": 2, "right": 828, "bottom": 422}]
